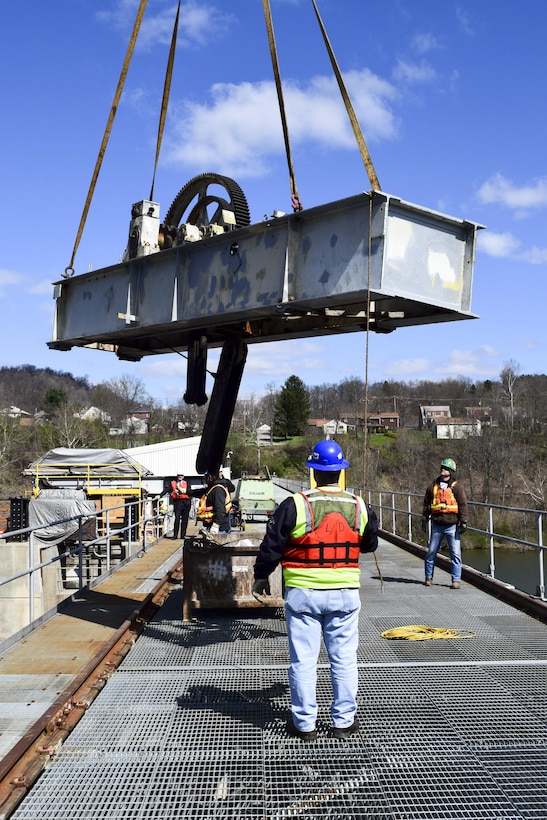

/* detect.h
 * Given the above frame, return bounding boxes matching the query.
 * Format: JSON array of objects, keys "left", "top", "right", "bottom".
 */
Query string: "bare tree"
[
  {"left": 0, "top": 419, "right": 27, "bottom": 474},
  {"left": 500, "top": 359, "right": 521, "bottom": 431},
  {"left": 39, "top": 405, "right": 108, "bottom": 450},
  {"left": 92, "top": 374, "right": 150, "bottom": 429},
  {"left": 263, "top": 382, "right": 278, "bottom": 434},
  {"left": 517, "top": 471, "right": 547, "bottom": 510},
  {"left": 242, "top": 394, "right": 266, "bottom": 440}
]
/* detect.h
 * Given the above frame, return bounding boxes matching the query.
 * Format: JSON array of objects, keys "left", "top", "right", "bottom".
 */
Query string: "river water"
[{"left": 462, "top": 548, "right": 543, "bottom": 597}]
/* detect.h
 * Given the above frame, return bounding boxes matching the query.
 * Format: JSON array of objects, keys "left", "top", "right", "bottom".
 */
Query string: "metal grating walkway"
[{"left": 10, "top": 539, "right": 547, "bottom": 819}]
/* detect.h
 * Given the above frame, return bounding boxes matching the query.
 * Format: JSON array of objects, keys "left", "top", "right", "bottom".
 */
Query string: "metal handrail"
[
  {"left": 27, "top": 462, "right": 144, "bottom": 496},
  {"left": 272, "top": 479, "right": 546, "bottom": 600},
  {"left": 364, "top": 489, "right": 547, "bottom": 601},
  {"left": 0, "top": 497, "right": 167, "bottom": 638}
]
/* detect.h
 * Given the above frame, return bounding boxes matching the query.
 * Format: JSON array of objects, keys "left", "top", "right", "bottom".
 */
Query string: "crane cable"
[
  {"left": 310, "top": 0, "right": 381, "bottom": 191},
  {"left": 63, "top": 0, "right": 149, "bottom": 278},
  {"left": 308, "top": 2, "right": 382, "bottom": 586},
  {"left": 308, "top": 0, "right": 381, "bottom": 491},
  {"left": 149, "top": 0, "right": 181, "bottom": 202},
  {"left": 381, "top": 625, "right": 476, "bottom": 641},
  {"left": 262, "top": 0, "right": 303, "bottom": 212},
  {"left": 262, "top": 1, "right": 383, "bottom": 581},
  {"left": 364, "top": 195, "right": 373, "bottom": 489}
]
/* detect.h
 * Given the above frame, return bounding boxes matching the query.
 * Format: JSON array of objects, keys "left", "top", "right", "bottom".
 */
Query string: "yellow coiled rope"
[{"left": 381, "top": 625, "right": 476, "bottom": 640}]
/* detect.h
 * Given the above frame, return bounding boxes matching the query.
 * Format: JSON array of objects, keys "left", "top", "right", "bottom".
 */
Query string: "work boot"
[
  {"left": 286, "top": 720, "right": 317, "bottom": 742},
  {"left": 332, "top": 718, "right": 360, "bottom": 739},
  {"left": 424, "top": 578, "right": 433, "bottom": 586},
  {"left": 451, "top": 581, "right": 461, "bottom": 589}
]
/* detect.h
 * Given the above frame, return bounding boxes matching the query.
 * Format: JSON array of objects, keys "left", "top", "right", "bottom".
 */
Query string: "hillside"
[
  {"left": 1, "top": 364, "right": 547, "bottom": 512},
  {"left": 0, "top": 365, "right": 92, "bottom": 414}
]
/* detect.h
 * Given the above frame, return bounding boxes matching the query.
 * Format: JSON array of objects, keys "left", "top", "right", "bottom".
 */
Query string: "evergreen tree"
[
  {"left": 40, "top": 387, "right": 68, "bottom": 414},
  {"left": 273, "top": 375, "right": 310, "bottom": 438}
]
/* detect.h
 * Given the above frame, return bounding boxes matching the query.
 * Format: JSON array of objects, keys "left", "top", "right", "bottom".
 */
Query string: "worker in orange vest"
[
  {"left": 422, "top": 458, "right": 468, "bottom": 589},
  {"left": 252, "top": 440, "right": 378, "bottom": 741},
  {"left": 170, "top": 473, "right": 191, "bottom": 539},
  {"left": 196, "top": 472, "right": 232, "bottom": 533}
]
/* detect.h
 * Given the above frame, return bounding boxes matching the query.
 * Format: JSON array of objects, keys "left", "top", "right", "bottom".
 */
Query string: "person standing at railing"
[
  {"left": 422, "top": 458, "right": 468, "bottom": 589},
  {"left": 170, "top": 473, "right": 191, "bottom": 539}
]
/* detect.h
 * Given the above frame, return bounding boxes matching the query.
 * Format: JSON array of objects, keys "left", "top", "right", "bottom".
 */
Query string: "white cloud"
[
  {"left": 477, "top": 173, "right": 547, "bottom": 211},
  {"left": 385, "top": 358, "right": 430, "bottom": 377},
  {"left": 455, "top": 6, "right": 475, "bottom": 36},
  {"left": 514, "top": 337, "right": 539, "bottom": 350},
  {"left": 520, "top": 246, "right": 547, "bottom": 265},
  {"left": 478, "top": 345, "right": 499, "bottom": 358},
  {"left": 0, "top": 269, "right": 24, "bottom": 296},
  {"left": 478, "top": 231, "right": 547, "bottom": 265},
  {"left": 27, "top": 279, "right": 55, "bottom": 296},
  {"left": 411, "top": 33, "right": 442, "bottom": 55},
  {"left": 436, "top": 346, "right": 499, "bottom": 376},
  {"left": 392, "top": 59, "right": 437, "bottom": 85},
  {"left": 383, "top": 345, "right": 500, "bottom": 381},
  {"left": 477, "top": 231, "right": 520, "bottom": 258},
  {"left": 165, "top": 70, "right": 398, "bottom": 177},
  {"left": 245, "top": 340, "right": 324, "bottom": 381},
  {"left": 97, "top": 0, "right": 235, "bottom": 50},
  {"left": 140, "top": 339, "right": 327, "bottom": 400}
]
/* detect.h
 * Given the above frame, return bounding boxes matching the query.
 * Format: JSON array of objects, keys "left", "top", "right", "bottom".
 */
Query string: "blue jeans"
[
  {"left": 425, "top": 522, "right": 462, "bottom": 582},
  {"left": 284, "top": 586, "right": 361, "bottom": 732}
]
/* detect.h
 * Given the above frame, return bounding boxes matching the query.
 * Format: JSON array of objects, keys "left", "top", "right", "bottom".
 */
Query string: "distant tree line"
[
  {"left": 229, "top": 361, "right": 547, "bottom": 511},
  {"left": 2, "top": 361, "right": 547, "bottom": 510}
]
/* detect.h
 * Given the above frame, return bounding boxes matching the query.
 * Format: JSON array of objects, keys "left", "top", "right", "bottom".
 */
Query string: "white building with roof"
[{"left": 124, "top": 436, "right": 201, "bottom": 475}]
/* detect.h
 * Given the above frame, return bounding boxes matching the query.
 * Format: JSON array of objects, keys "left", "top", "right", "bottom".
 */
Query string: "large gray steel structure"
[
  {"left": 49, "top": 188, "right": 482, "bottom": 471},
  {"left": 49, "top": 190, "right": 481, "bottom": 361}
]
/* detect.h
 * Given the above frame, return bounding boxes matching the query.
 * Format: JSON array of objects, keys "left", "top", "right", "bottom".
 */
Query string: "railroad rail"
[{"left": 0, "top": 535, "right": 184, "bottom": 818}]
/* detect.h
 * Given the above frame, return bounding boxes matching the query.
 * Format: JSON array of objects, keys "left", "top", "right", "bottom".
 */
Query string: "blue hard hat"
[{"left": 306, "top": 440, "right": 349, "bottom": 471}]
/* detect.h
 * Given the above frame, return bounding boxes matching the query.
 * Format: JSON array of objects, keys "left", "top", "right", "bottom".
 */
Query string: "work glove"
[
  {"left": 457, "top": 521, "right": 467, "bottom": 535},
  {"left": 252, "top": 578, "right": 271, "bottom": 604},
  {"left": 421, "top": 518, "right": 428, "bottom": 533}
]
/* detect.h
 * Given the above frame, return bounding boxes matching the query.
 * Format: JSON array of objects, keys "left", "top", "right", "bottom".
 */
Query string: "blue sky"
[{"left": 2, "top": 0, "right": 546, "bottom": 408}]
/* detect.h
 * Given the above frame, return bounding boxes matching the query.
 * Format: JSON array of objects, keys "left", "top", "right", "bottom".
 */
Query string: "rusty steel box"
[{"left": 182, "top": 531, "right": 283, "bottom": 620}]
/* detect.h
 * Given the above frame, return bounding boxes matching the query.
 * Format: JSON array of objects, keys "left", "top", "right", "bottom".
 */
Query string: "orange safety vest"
[
  {"left": 171, "top": 479, "right": 189, "bottom": 500},
  {"left": 282, "top": 490, "right": 365, "bottom": 569},
  {"left": 197, "top": 483, "right": 232, "bottom": 522},
  {"left": 430, "top": 482, "right": 459, "bottom": 515}
]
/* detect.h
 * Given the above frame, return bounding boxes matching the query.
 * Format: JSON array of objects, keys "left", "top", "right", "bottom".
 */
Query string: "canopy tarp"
[{"left": 24, "top": 448, "right": 151, "bottom": 477}]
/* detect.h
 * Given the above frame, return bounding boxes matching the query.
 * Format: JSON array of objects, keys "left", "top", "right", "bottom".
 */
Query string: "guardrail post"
[
  {"left": 488, "top": 506, "right": 495, "bottom": 578},
  {"left": 391, "top": 493, "right": 396, "bottom": 534},
  {"left": 408, "top": 494, "right": 412, "bottom": 541},
  {"left": 128, "top": 500, "right": 134, "bottom": 556},
  {"left": 77, "top": 516, "right": 84, "bottom": 591},
  {"left": 378, "top": 492, "right": 383, "bottom": 530},
  {"left": 105, "top": 508, "right": 112, "bottom": 573},
  {"left": 537, "top": 513, "right": 545, "bottom": 600},
  {"left": 28, "top": 531, "right": 35, "bottom": 625}
]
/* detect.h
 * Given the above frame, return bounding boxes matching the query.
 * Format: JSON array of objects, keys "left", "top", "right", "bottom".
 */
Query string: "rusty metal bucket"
[{"left": 182, "top": 530, "right": 284, "bottom": 620}]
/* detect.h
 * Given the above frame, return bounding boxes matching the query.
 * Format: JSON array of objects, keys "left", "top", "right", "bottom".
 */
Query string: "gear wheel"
[{"left": 163, "top": 172, "right": 251, "bottom": 232}]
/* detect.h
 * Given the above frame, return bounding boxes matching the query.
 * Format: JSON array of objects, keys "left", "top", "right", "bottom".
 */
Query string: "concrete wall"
[{"left": 0, "top": 538, "right": 44, "bottom": 642}]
